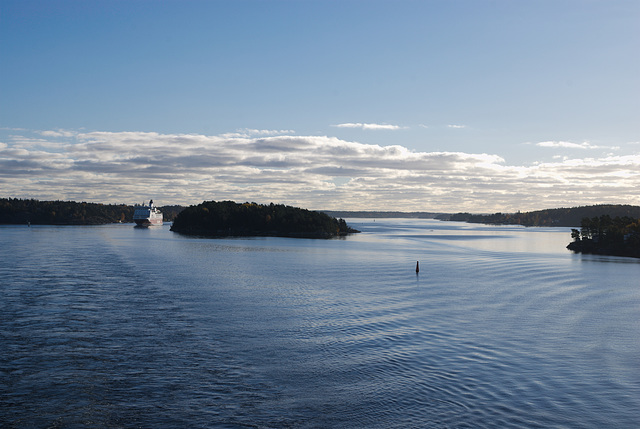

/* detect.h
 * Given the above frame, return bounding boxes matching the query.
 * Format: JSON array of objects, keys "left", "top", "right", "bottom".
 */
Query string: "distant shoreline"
[
  {"left": 2, "top": 198, "right": 639, "bottom": 230},
  {"left": 0, "top": 198, "right": 183, "bottom": 225},
  {"left": 324, "top": 205, "right": 640, "bottom": 229}
]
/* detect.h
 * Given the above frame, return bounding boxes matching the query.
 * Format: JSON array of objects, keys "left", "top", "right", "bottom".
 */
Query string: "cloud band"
[{"left": 1, "top": 130, "right": 638, "bottom": 211}]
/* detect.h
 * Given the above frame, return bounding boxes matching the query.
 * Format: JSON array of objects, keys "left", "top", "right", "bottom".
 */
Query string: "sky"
[{"left": 1, "top": 0, "right": 638, "bottom": 212}]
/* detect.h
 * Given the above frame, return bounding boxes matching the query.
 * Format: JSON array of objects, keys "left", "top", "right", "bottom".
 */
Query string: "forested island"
[
  {"left": 567, "top": 215, "right": 640, "bottom": 258},
  {"left": 0, "top": 198, "right": 183, "bottom": 224},
  {"left": 170, "top": 200, "right": 359, "bottom": 238}
]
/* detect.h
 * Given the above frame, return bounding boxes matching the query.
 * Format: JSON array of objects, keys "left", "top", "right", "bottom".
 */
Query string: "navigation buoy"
[{"left": 416, "top": 261, "right": 419, "bottom": 273}]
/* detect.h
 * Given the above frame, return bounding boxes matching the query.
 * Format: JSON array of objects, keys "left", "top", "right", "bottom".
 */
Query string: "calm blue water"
[{"left": 1, "top": 219, "right": 639, "bottom": 428}]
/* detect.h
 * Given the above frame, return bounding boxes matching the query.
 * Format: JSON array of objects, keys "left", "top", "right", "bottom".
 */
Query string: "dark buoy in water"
[{"left": 416, "top": 261, "right": 419, "bottom": 273}]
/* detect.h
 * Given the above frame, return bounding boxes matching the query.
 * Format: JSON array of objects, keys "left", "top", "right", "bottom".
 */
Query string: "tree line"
[
  {"left": 447, "top": 205, "right": 640, "bottom": 227},
  {"left": 567, "top": 215, "right": 640, "bottom": 258},
  {"left": 0, "top": 198, "right": 183, "bottom": 224},
  {"left": 170, "top": 200, "right": 359, "bottom": 238}
]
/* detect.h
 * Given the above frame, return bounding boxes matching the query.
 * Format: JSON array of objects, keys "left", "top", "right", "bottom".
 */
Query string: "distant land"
[
  {"left": 323, "top": 205, "right": 640, "bottom": 228},
  {"left": 322, "top": 211, "right": 445, "bottom": 219},
  {"left": 443, "top": 205, "right": 640, "bottom": 227},
  {"left": 2, "top": 198, "right": 639, "bottom": 231},
  {"left": 0, "top": 198, "right": 183, "bottom": 225},
  {"left": 170, "top": 200, "right": 359, "bottom": 238},
  {"left": 4, "top": 197, "right": 637, "bottom": 258}
]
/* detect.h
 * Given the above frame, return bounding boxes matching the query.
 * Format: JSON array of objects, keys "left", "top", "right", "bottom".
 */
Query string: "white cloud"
[
  {"left": 221, "top": 128, "right": 296, "bottom": 138},
  {"left": 536, "top": 140, "right": 603, "bottom": 149},
  {"left": 447, "top": 124, "right": 466, "bottom": 129},
  {"left": 1, "top": 129, "right": 639, "bottom": 212},
  {"left": 333, "top": 123, "right": 402, "bottom": 130},
  {"left": 38, "top": 129, "right": 78, "bottom": 138}
]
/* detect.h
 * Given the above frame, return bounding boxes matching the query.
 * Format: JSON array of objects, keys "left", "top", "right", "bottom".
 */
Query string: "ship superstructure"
[{"left": 133, "top": 200, "right": 163, "bottom": 226}]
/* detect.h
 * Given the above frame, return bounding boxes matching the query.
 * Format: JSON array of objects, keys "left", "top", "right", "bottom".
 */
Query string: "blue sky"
[{"left": 1, "top": 0, "right": 639, "bottom": 211}]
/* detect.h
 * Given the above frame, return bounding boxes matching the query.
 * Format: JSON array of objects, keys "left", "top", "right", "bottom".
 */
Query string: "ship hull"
[{"left": 134, "top": 218, "right": 163, "bottom": 227}]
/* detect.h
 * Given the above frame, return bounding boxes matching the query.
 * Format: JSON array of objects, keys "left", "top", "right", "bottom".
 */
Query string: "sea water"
[{"left": 1, "top": 219, "right": 639, "bottom": 428}]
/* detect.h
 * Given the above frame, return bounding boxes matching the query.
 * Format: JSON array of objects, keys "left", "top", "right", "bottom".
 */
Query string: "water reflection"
[{"left": 1, "top": 220, "right": 639, "bottom": 428}]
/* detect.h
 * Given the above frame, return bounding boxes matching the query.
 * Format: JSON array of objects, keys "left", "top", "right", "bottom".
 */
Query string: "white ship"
[{"left": 133, "top": 200, "right": 163, "bottom": 227}]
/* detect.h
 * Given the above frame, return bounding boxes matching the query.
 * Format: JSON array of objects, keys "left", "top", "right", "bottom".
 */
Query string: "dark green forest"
[
  {"left": 567, "top": 215, "right": 640, "bottom": 258},
  {"left": 447, "top": 205, "right": 640, "bottom": 227},
  {"left": 170, "top": 200, "right": 359, "bottom": 238},
  {"left": 0, "top": 198, "right": 135, "bottom": 224},
  {"left": 0, "top": 198, "right": 182, "bottom": 224}
]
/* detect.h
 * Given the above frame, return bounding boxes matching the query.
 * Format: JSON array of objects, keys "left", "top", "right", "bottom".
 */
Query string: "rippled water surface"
[{"left": 1, "top": 219, "right": 639, "bottom": 428}]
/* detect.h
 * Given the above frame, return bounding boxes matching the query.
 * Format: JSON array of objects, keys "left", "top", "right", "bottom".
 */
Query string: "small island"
[
  {"left": 170, "top": 200, "right": 359, "bottom": 239},
  {"left": 567, "top": 215, "right": 640, "bottom": 258}
]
